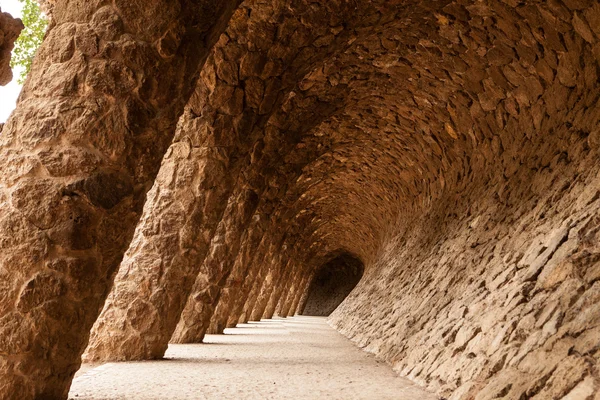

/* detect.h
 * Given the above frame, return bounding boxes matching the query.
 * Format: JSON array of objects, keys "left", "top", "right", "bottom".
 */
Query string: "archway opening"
[{"left": 302, "top": 253, "right": 364, "bottom": 316}]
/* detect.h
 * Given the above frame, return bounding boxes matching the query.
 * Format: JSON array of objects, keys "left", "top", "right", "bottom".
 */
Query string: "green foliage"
[{"left": 10, "top": 0, "right": 48, "bottom": 84}]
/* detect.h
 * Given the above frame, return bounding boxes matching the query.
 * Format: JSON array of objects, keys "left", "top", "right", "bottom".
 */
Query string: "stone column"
[
  {"left": 265, "top": 259, "right": 294, "bottom": 318},
  {"left": 274, "top": 269, "right": 298, "bottom": 317},
  {"left": 244, "top": 247, "right": 290, "bottom": 321},
  {"left": 241, "top": 268, "right": 267, "bottom": 322},
  {"left": 254, "top": 257, "right": 291, "bottom": 319},
  {"left": 263, "top": 260, "right": 292, "bottom": 319},
  {"left": 207, "top": 214, "right": 266, "bottom": 333},
  {"left": 295, "top": 271, "right": 314, "bottom": 315},
  {"left": 280, "top": 267, "right": 304, "bottom": 317},
  {"left": 82, "top": 0, "right": 336, "bottom": 358},
  {"left": 229, "top": 239, "right": 280, "bottom": 325},
  {"left": 85, "top": 0, "right": 358, "bottom": 357},
  {"left": 170, "top": 186, "right": 259, "bottom": 343},
  {"left": 249, "top": 264, "right": 278, "bottom": 321},
  {"left": 0, "top": 0, "right": 239, "bottom": 398},
  {"left": 215, "top": 205, "right": 286, "bottom": 328},
  {"left": 84, "top": 101, "right": 242, "bottom": 361},
  {"left": 288, "top": 271, "right": 310, "bottom": 316},
  {"left": 262, "top": 278, "right": 282, "bottom": 319}
]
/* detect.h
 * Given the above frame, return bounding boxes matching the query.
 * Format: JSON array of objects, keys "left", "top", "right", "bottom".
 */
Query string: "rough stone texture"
[
  {"left": 0, "top": 0, "right": 241, "bottom": 398},
  {"left": 85, "top": 0, "right": 360, "bottom": 358},
  {"left": 288, "top": 272, "right": 310, "bottom": 315},
  {"left": 303, "top": 254, "right": 363, "bottom": 316},
  {"left": 319, "top": 2, "right": 600, "bottom": 398},
  {"left": 0, "top": 8, "right": 23, "bottom": 86},
  {"left": 332, "top": 155, "right": 600, "bottom": 399},
  {"left": 170, "top": 186, "right": 259, "bottom": 343},
  {"left": 207, "top": 212, "right": 270, "bottom": 333},
  {"left": 295, "top": 276, "right": 312, "bottom": 316},
  {"left": 3, "top": 0, "right": 600, "bottom": 399},
  {"left": 213, "top": 1, "right": 600, "bottom": 398}
]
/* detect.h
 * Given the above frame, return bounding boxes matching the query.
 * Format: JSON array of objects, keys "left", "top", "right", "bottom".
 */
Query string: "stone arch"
[{"left": 302, "top": 252, "right": 364, "bottom": 317}]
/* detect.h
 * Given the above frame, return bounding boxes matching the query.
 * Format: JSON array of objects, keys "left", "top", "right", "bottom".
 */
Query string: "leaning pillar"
[
  {"left": 0, "top": 0, "right": 239, "bottom": 397},
  {"left": 270, "top": 264, "right": 296, "bottom": 318},
  {"left": 229, "top": 239, "right": 279, "bottom": 325},
  {"left": 280, "top": 268, "right": 304, "bottom": 317},
  {"left": 170, "top": 187, "right": 259, "bottom": 343},
  {"left": 295, "top": 271, "right": 315, "bottom": 315},
  {"left": 254, "top": 258, "right": 288, "bottom": 320},
  {"left": 288, "top": 271, "right": 310, "bottom": 317},
  {"left": 274, "top": 264, "right": 302, "bottom": 318},
  {"left": 86, "top": 0, "right": 355, "bottom": 355},
  {"left": 249, "top": 265, "right": 278, "bottom": 321},
  {"left": 263, "top": 259, "right": 294, "bottom": 319},
  {"left": 241, "top": 271, "right": 266, "bottom": 322},
  {"left": 244, "top": 249, "right": 287, "bottom": 321},
  {"left": 83, "top": 65, "right": 251, "bottom": 361},
  {"left": 207, "top": 215, "right": 266, "bottom": 333}
]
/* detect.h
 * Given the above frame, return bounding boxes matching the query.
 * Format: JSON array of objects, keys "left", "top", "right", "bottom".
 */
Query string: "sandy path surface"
[{"left": 69, "top": 316, "right": 437, "bottom": 399}]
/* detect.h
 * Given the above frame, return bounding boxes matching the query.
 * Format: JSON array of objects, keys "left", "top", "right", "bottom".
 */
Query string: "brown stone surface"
[
  {"left": 170, "top": 186, "right": 259, "bottom": 344},
  {"left": 0, "top": 8, "right": 23, "bottom": 86},
  {"left": 303, "top": 254, "right": 363, "bottom": 316},
  {"left": 1, "top": 0, "right": 600, "bottom": 399},
  {"left": 331, "top": 159, "right": 600, "bottom": 399},
  {"left": 87, "top": 0, "right": 362, "bottom": 358},
  {"left": 0, "top": 0, "right": 241, "bottom": 398},
  {"left": 213, "top": 1, "right": 600, "bottom": 397}
]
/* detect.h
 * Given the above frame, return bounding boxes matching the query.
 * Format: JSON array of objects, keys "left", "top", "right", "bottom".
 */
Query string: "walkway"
[{"left": 69, "top": 316, "right": 437, "bottom": 399}]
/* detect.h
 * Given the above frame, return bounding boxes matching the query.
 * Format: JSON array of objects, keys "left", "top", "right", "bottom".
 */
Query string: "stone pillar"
[
  {"left": 263, "top": 259, "right": 294, "bottom": 319},
  {"left": 280, "top": 267, "right": 304, "bottom": 317},
  {"left": 262, "top": 278, "right": 282, "bottom": 319},
  {"left": 245, "top": 249, "right": 290, "bottom": 321},
  {"left": 85, "top": 0, "right": 358, "bottom": 357},
  {"left": 295, "top": 271, "right": 314, "bottom": 315},
  {"left": 241, "top": 269, "right": 267, "bottom": 322},
  {"left": 242, "top": 255, "right": 279, "bottom": 322},
  {"left": 229, "top": 239, "right": 279, "bottom": 325},
  {"left": 271, "top": 264, "right": 297, "bottom": 317},
  {"left": 249, "top": 265, "right": 277, "bottom": 321},
  {"left": 206, "top": 277, "right": 238, "bottom": 333},
  {"left": 254, "top": 257, "right": 291, "bottom": 319},
  {"left": 84, "top": 97, "right": 243, "bottom": 361},
  {"left": 207, "top": 215, "right": 266, "bottom": 333},
  {"left": 170, "top": 186, "right": 259, "bottom": 343},
  {"left": 0, "top": 0, "right": 240, "bottom": 397},
  {"left": 83, "top": 1, "right": 319, "bottom": 358},
  {"left": 282, "top": 272, "right": 302, "bottom": 316},
  {"left": 288, "top": 271, "right": 310, "bottom": 316}
]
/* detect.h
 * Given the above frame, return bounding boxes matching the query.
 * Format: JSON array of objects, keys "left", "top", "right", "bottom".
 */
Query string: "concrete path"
[{"left": 69, "top": 316, "right": 437, "bottom": 400}]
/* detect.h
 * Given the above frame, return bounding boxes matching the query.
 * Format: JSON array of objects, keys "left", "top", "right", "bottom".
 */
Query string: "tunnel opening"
[{"left": 302, "top": 253, "right": 364, "bottom": 317}]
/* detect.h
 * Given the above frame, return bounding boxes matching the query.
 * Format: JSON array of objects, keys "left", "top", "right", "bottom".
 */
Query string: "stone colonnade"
[{"left": 1, "top": 1, "right": 600, "bottom": 399}]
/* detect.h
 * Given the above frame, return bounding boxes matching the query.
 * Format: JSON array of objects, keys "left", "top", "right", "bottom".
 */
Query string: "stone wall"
[
  {"left": 303, "top": 254, "right": 363, "bottom": 316},
  {"left": 202, "top": 2, "right": 600, "bottom": 397},
  {"left": 330, "top": 103, "right": 600, "bottom": 399}
]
